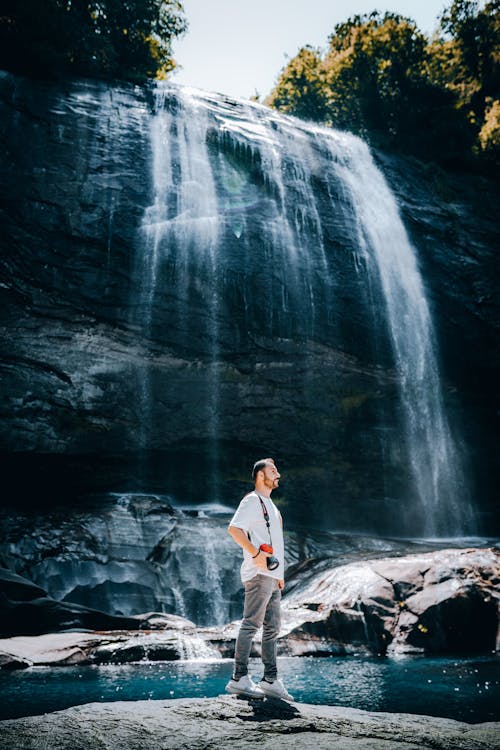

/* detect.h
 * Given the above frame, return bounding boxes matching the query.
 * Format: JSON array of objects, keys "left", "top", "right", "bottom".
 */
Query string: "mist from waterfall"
[{"left": 135, "top": 82, "right": 475, "bottom": 538}]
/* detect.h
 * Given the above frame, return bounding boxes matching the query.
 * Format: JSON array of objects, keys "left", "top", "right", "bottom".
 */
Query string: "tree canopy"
[
  {"left": 0, "top": 0, "right": 187, "bottom": 82},
  {"left": 265, "top": 2, "right": 499, "bottom": 165}
]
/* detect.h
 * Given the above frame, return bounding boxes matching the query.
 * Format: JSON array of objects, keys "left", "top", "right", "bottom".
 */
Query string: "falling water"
[
  {"left": 315, "top": 130, "right": 475, "bottom": 536},
  {"left": 233, "top": 103, "right": 328, "bottom": 338},
  {"left": 139, "top": 88, "right": 221, "bottom": 496},
  {"left": 137, "top": 81, "right": 474, "bottom": 538},
  {"left": 203, "top": 531, "right": 226, "bottom": 626}
]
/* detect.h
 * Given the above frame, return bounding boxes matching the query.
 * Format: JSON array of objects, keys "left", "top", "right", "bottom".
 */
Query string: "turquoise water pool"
[{"left": 1, "top": 655, "right": 498, "bottom": 722}]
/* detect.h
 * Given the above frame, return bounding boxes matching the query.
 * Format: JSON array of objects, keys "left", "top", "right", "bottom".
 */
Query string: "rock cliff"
[{"left": 0, "top": 71, "right": 498, "bottom": 534}]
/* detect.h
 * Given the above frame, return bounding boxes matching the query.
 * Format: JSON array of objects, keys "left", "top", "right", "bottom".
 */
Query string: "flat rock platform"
[{"left": 0, "top": 694, "right": 498, "bottom": 749}]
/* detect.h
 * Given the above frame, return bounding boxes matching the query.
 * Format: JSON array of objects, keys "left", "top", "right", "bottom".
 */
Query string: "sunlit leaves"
[{"left": 265, "top": 46, "right": 329, "bottom": 122}]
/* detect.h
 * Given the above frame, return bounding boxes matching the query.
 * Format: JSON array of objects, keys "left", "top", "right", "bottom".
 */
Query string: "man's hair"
[{"left": 252, "top": 457, "right": 275, "bottom": 481}]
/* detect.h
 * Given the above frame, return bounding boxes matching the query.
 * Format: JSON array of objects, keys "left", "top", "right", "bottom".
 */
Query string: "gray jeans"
[{"left": 233, "top": 574, "right": 281, "bottom": 681}]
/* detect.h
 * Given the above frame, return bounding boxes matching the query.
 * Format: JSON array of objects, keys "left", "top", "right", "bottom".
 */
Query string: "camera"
[{"left": 260, "top": 544, "right": 279, "bottom": 571}]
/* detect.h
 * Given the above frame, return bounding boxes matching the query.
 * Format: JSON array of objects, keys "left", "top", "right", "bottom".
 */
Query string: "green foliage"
[
  {"left": 266, "top": 45, "right": 329, "bottom": 122},
  {"left": 479, "top": 97, "right": 500, "bottom": 155},
  {"left": 0, "top": 0, "right": 187, "bottom": 82},
  {"left": 266, "top": 3, "right": 499, "bottom": 165},
  {"left": 440, "top": 0, "right": 499, "bottom": 93},
  {"left": 434, "top": 0, "right": 499, "bottom": 161},
  {"left": 323, "top": 13, "right": 437, "bottom": 141}
]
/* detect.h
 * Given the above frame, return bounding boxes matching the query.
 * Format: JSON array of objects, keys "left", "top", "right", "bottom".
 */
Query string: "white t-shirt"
[{"left": 229, "top": 490, "right": 285, "bottom": 583}]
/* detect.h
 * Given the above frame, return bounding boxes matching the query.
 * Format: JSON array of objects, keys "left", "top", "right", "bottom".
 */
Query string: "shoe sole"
[
  {"left": 225, "top": 685, "right": 265, "bottom": 699},
  {"left": 259, "top": 687, "right": 295, "bottom": 702}
]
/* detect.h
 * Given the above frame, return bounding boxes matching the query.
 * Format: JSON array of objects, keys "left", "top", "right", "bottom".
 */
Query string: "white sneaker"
[
  {"left": 258, "top": 677, "right": 295, "bottom": 702},
  {"left": 225, "top": 674, "right": 265, "bottom": 699}
]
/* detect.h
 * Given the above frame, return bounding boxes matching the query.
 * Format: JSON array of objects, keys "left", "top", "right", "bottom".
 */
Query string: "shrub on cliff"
[{"left": 0, "top": 0, "right": 187, "bottom": 82}]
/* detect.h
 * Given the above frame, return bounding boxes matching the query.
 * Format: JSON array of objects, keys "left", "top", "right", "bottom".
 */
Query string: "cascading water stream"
[
  {"left": 315, "top": 131, "right": 475, "bottom": 537},
  {"left": 138, "top": 88, "right": 222, "bottom": 496}
]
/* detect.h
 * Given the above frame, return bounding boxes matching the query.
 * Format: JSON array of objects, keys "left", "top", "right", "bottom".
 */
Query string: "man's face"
[{"left": 262, "top": 463, "right": 280, "bottom": 489}]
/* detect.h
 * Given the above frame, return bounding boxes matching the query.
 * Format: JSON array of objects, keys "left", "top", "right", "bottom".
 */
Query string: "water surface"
[{"left": 1, "top": 655, "right": 498, "bottom": 723}]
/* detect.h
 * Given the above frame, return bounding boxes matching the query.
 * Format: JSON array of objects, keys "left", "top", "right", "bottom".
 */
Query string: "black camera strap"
[{"left": 256, "top": 492, "right": 273, "bottom": 548}]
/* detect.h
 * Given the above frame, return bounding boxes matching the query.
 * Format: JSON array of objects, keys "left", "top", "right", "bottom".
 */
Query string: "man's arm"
[{"left": 227, "top": 525, "right": 269, "bottom": 570}]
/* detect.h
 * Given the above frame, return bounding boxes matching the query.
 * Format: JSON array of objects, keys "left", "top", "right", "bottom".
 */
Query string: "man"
[{"left": 225, "top": 458, "right": 294, "bottom": 702}]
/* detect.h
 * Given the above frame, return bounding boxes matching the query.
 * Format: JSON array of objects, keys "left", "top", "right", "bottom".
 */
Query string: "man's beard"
[{"left": 265, "top": 478, "right": 279, "bottom": 489}]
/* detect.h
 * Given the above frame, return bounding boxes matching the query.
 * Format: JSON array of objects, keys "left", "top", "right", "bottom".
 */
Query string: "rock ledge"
[{"left": 0, "top": 695, "right": 498, "bottom": 750}]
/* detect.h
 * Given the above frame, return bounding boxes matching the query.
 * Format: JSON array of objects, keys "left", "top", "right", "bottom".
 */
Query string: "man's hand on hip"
[{"left": 278, "top": 579, "right": 284, "bottom": 590}]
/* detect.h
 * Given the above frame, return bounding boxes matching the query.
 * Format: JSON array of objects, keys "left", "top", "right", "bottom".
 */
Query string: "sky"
[{"left": 170, "top": 0, "right": 449, "bottom": 101}]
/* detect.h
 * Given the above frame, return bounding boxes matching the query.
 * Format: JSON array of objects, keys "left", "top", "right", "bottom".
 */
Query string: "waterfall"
[
  {"left": 135, "top": 81, "right": 474, "bottom": 538},
  {"left": 315, "top": 131, "right": 475, "bottom": 537}
]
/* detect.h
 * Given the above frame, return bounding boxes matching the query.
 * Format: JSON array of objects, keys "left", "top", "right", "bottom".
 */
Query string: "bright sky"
[{"left": 170, "top": 0, "right": 449, "bottom": 101}]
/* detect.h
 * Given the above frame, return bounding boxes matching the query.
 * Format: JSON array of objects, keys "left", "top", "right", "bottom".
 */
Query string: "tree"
[
  {"left": 324, "top": 12, "right": 431, "bottom": 138},
  {"left": 440, "top": 0, "right": 499, "bottom": 95},
  {"left": 266, "top": 11, "right": 472, "bottom": 159},
  {"left": 264, "top": 46, "right": 329, "bottom": 122},
  {"left": 0, "top": 0, "right": 187, "bottom": 82},
  {"left": 434, "top": 0, "right": 500, "bottom": 157},
  {"left": 478, "top": 97, "right": 500, "bottom": 156}
]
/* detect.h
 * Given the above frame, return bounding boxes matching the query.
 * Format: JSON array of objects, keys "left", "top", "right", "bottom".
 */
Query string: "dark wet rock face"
[
  {"left": 374, "top": 153, "right": 500, "bottom": 530},
  {"left": 0, "top": 495, "right": 242, "bottom": 628},
  {"left": 0, "top": 494, "right": 476, "bottom": 631},
  {"left": 0, "top": 72, "right": 498, "bottom": 535},
  {"left": 1, "top": 545, "right": 497, "bottom": 660}
]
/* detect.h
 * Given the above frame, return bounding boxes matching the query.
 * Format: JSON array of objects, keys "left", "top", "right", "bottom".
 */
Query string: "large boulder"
[{"left": 279, "top": 547, "right": 500, "bottom": 656}]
